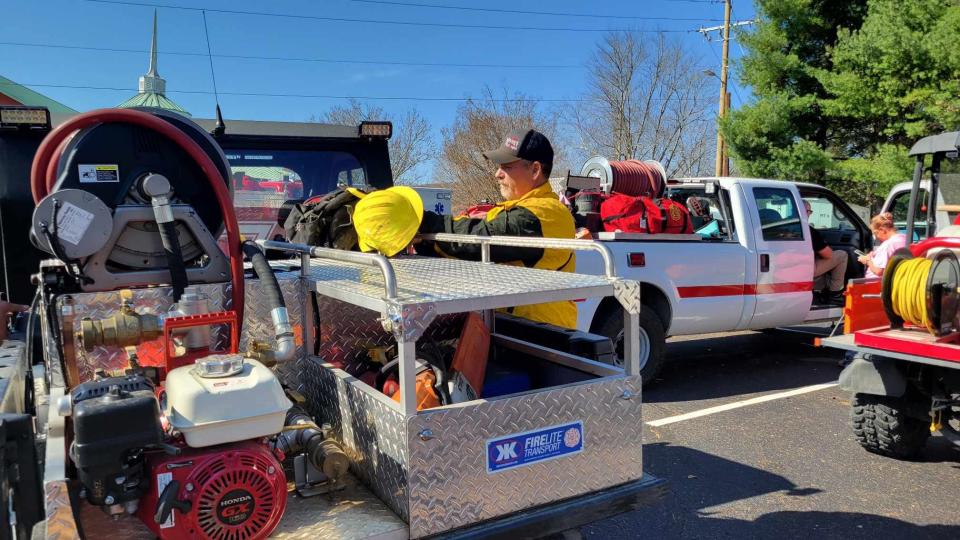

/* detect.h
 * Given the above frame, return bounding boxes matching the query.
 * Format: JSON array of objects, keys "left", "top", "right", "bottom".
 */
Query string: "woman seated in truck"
[{"left": 858, "top": 212, "right": 907, "bottom": 278}]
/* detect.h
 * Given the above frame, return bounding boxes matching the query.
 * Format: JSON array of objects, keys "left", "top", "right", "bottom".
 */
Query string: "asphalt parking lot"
[{"left": 585, "top": 330, "right": 960, "bottom": 540}]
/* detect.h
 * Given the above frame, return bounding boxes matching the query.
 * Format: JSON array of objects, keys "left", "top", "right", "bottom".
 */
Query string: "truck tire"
[
  {"left": 595, "top": 306, "right": 666, "bottom": 386},
  {"left": 851, "top": 393, "right": 929, "bottom": 459}
]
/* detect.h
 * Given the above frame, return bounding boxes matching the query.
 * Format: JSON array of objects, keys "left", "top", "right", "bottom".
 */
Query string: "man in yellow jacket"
[{"left": 418, "top": 129, "right": 577, "bottom": 328}]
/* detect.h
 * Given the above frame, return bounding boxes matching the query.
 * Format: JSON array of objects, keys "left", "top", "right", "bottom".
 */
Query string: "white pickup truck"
[{"left": 574, "top": 177, "right": 873, "bottom": 382}]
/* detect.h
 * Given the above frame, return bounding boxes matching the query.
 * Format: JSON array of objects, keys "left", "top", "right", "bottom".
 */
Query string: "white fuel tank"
[{"left": 165, "top": 354, "right": 291, "bottom": 448}]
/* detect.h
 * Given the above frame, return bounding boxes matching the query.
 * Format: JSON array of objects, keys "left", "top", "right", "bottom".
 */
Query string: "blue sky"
[{"left": 1, "top": 0, "right": 756, "bottom": 179}]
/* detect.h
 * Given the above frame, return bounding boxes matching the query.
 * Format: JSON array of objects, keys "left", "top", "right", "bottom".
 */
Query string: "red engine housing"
[{"left": 138, "top": 441, "right": 287, "bottom": 540}]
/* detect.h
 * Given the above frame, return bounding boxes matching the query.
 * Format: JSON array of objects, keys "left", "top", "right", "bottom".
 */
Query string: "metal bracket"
[
  {"left": 612, "top": 279, "right": 642, "bottom": 315},
  {"left": 81, "top": 205, "right": 229, "bottom": 292},
  {"left": 383, "top": 301, "right": 437, "bottom": 343}
]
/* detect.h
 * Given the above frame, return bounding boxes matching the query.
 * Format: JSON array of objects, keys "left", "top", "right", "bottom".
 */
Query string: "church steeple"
[
  {"left": 138, "top": 10, "right": 165, "bottom": 94},
  {"left": 119, "top": 10, "right": 189, "bottom": 115}
]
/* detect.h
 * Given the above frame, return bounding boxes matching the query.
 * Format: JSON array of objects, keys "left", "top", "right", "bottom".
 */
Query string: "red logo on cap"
[{"left": 505, "top": 136, "right": 520, "bottom": 151}]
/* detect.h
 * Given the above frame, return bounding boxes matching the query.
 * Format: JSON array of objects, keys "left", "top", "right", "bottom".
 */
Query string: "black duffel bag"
[{"left": 281, "top": 187, "right": 367, "bottom": 250}]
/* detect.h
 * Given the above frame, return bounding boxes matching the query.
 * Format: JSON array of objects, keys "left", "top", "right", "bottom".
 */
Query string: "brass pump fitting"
[
  {"left": 78, "top": 290, "right": 161, "bottom": 350},
  {"left": 246, "top": 340, "right": 278, "bottom": 368}
]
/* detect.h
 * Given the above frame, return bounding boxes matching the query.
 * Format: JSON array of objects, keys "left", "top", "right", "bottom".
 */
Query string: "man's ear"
[{"left": 531, "top": 161, "right": 543, "bottom": 180}]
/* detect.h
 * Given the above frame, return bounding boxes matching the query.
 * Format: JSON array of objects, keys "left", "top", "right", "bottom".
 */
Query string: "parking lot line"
[{"left": 646, "top": 382, "right": 839, "bottom": 427}]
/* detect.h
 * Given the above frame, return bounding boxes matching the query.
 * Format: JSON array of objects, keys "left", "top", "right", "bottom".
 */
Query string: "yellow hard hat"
[{"left": 353, "top": 186, "right": 424, "bottom": 256}]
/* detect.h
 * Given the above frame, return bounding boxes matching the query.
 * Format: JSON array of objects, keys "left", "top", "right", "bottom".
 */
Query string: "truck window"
[
  {"left": 889, "top": 189, "right": 929, "bottom": 240},
  {"left": 802, "top": 195, "right": 857, "bottom": 231},
  {"left": 941, "top": 173, "right": 960, "bottom": 226},
  {"left": 753, "top": 187, "right": 803, "bottom": 241},
  {"left": 337, "top": 167, "right": 367, "bottom": 187},
  {"left": 665, "top": 186, "right": 735, "bottom": 241},
  {"left": 223, "top": 149, "right": 366, "bottom": 241}
]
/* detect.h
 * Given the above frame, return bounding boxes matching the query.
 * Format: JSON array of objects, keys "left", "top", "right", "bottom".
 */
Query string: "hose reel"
[
  {"left": 882, "top": 248, "right": 960, "bottom": 336},
  {"left": 580, "top": 156, "right": 667, "bottom": 197},
  {"left": 29, "top": 108, "right": 242, "bottom": 310}
]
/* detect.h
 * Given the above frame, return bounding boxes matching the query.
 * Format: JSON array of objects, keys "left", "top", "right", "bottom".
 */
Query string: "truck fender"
[{"left": 838, "top": 354, "right": 907, "bottom": 397}]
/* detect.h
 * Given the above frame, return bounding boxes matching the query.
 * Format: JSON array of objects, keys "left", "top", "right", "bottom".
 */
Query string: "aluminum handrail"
[
  {"left": 419, "top": 233, "right": 617, "bottom": 278},
  {"left": 257, "top": 239, "right": 398, "bottom": 300}
]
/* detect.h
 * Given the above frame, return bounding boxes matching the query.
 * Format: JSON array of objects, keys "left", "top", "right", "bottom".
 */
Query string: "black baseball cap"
[{"left": 483, "top": 129, "right": 554, "bottom": 169}]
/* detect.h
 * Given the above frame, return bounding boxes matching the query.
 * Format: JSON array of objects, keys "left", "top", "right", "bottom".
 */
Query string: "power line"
[
  {"left": 349, "top": 0, "right": 724, "bottom": 22},
  {"left": 83, "top": 0, "right": 697, "bottom": 33},
  {"left": 728, "top": 5, "right": 747, "bottom": 104},
  {"left": 0, "top": 40, "right": 582, "bottom": 69},
  {"left": 200, "top": 10, "right": 220, "bottom": 105},
  {"left": 0, "top": 81, "right": 709, "bottom": 103}
]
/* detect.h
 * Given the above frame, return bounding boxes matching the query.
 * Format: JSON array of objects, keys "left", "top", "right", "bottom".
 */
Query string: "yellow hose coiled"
[{"left": 889, "top": 257, "right": 934, "bottom": 334}]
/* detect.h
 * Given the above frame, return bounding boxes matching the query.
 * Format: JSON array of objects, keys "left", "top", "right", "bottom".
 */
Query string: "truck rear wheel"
[
  {"left": 595, "top": 306, "right": 666, "bottom": 386},
  {"left": 851, "top": 393, "right": 929, "bottom": 459}
]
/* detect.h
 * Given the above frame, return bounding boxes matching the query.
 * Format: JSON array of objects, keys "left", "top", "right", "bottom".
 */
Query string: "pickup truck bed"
[{"left": 569, "top": 178, "right": 870, "bottom": 381}]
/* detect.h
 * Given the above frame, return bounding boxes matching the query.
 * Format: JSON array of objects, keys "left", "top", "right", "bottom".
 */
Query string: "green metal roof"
[
  {"left": 117, "top": 92, "right": 190, "bottom": 116},
  {"left": 0, "top": 75, "right": 77, "bottom": 114}
]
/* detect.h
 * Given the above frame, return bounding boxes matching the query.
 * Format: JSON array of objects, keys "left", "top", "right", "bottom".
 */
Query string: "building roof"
[
  {"left": 0, "top": 74, "right": 77, "bottom": 114},
  {"left": 116, "top": 92, "right": 189, "bottom": 114}
]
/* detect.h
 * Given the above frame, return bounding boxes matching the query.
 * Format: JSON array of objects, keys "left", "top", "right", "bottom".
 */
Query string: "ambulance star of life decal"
[{"left": 486, "top": 421, "right": 584, "bottom": 473}]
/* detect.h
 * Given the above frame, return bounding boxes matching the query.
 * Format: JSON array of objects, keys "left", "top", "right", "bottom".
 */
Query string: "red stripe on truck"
[
  {"left": 675, "top": 284, "right": 745, "bottom": 298},
  {"left": 746, "top": 282, "right": 813, "bottom": 295},
  {"left": 677, "top": 281, "right": 812, "bottom": 298}
]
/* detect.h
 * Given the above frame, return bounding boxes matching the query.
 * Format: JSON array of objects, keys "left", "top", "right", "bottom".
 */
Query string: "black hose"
[
  {"left": 23, "top": 287, "right": 41, "bottom": 416},
  {"left": 242, "top": 242, "right": 285, "bottom": 311},
  {"left": 24, "top": 288, "right": 40, "bottom": 367},
  {"left": 273, "top": 406, "right": 325, "bottom": 468},
  {"left": 157, "top": 220, "right": 188, "bottom": 303}
]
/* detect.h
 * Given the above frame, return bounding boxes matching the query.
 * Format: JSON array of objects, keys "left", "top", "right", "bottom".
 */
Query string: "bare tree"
[
  {"left": 438, "top": 86, "right": 567, "bottom": 210},
  {"left": 569, "top": 32, "right": 714, "bottom": 177},
  {"left": 313, "top": 99, "right": 433, "bottom": 184}
]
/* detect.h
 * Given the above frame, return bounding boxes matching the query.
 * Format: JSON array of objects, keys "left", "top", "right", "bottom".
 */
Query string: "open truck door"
[{"left": 737, "top": 180, "right": 814, "bottom": 328}]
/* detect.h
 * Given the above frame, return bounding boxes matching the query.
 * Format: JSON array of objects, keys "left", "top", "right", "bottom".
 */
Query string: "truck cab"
[
  {"left": 191, "top": 118, "right": 395, "bottom": 243},
  {"left": 573, "top": 177, "right": 872, "bottom": 382},
  {"left": 881, "top": 176, "right": 960, "bottom": 241}
]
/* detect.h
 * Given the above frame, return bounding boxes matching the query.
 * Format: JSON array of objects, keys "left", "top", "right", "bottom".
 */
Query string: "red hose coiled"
[
  {"left": 30, "top": 108, "right": 245, "bottom": 322},
  {"left": 608, "top": 159, "right": 664, "bottom": 198}
]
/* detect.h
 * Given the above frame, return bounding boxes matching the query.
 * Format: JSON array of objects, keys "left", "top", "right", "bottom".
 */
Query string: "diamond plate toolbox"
[
  {"left": 302, "top": 354, "right": 644, "bottom": 538},
  {"left": 406, "top": 375, "right": 644, "bottom": 538}
]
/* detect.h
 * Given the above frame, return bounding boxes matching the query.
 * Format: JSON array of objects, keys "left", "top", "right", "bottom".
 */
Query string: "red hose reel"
[
  {"left": 579, "top": 155, "right": 667, "bottom": 198},
  {"left": 29, "top": 108, "right": 246, "bottom": 322}
]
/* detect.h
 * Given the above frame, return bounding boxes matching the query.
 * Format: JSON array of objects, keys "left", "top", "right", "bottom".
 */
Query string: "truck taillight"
[{"left": 628, "top": 253, "right": 645, "bottom": 267}]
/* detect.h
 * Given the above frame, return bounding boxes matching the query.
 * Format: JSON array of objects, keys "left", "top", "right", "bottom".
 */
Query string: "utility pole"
[
  {"left": 715, "top": 0, "right": 732, "bottom": 177},
  {"left": 700, "top": 7, "right": 754, "bottom": 176}
]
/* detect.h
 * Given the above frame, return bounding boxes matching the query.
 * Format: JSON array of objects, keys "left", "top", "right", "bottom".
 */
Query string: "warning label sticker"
[
  {"left": 78, "top": 164, "right": 120, "bottom": 183},
  {"left": 56, "top": 202, "right": 95, "bottom": 246}
]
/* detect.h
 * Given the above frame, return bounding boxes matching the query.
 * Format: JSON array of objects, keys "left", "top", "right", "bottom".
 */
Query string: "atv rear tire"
[
  {"left": 851, "top": 393, "right": 929, "bottom": 459},
  {"left": 595, "top": 305, "right": 666, "bottom": 386}
]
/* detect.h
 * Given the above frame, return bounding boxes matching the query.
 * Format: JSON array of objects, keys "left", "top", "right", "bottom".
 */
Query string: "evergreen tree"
[{"left": 722, "top": 0, "right": 960, "bottom": 207}]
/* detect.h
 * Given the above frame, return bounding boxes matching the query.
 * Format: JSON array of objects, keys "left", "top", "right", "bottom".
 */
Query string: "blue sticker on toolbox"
[{"left": 486, "top": 421, "right": 584, "bottom": 473}]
